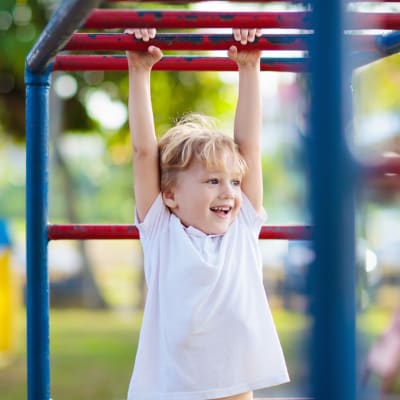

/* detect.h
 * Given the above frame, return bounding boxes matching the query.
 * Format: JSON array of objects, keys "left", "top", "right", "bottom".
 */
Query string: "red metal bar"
[
  {"left": 53, "top": 55, "right": 309, "bottom": 72},
  {"left": 47, "top": 224, "right": 313, "bottom": 241},
  {"left": 106, "top": 0, "right": 307, "bottom": 3},
  {"left": 84, "top": 10, "right": 310, "bottom": 30},
  {"left": 106, "top": 0, "right": 399, "bottom": 2},
  {"left": 363, "top": 158, "right": 400, "bottom": 178},
  {"left": 65, "top": 33, "right": 309, "bottom": 52},
  {"left": 351, "top": 13, "right": 400, "bottom": 30},
  {"left": 64, "top": 33, "right": 379, "bottom": 53},
  {"left": 83, "top": 10, "right": 400, "bottom": 31}
]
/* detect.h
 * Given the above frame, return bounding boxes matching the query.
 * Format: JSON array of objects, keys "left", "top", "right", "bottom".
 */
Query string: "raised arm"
[
  {"left": 126, "top": 29, "right": 163, "bottom": 222},
  {"left": 228, "top": 29, "right": 263, "bottom": 214}
]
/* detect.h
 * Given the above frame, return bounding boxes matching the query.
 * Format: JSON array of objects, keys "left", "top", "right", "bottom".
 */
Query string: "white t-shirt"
[{"left": 127, "top": 194, "right": 289, "bottom": 400}]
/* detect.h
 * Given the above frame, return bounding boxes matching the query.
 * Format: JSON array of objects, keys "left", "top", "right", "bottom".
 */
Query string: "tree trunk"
[{"left": 49, "top": 82, "right": 107, "bottom": 309}]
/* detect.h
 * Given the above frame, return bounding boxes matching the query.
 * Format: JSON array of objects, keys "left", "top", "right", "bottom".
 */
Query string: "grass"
[
  {"left": 0, "top": 306, "right": 394, "bottom": 400},
  {"left": 0, "top": 309, "right": 142, "bottom": 400}
]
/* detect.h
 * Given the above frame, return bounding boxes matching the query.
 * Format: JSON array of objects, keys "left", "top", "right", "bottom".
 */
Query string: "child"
[{"left": 125, "top": 27, "right": 289, "bottom": 400}]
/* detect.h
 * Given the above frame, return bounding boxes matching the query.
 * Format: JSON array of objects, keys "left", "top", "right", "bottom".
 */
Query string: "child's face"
[{"left": 162, "top": 157, "right": 243, "bottom": 235}]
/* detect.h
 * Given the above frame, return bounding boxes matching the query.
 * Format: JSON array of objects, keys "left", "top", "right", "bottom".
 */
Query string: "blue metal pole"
[
  {"left": 308, "top": 0, "right": 356, "bottom": 399},
  {"left": 25, "top": 66, "right": 51, "bottom": 400}
]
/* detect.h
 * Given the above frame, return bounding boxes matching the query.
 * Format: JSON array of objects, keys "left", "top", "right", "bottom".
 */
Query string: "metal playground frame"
[{"left": 25, "top": 1, "right": 400, "bottom": 399}]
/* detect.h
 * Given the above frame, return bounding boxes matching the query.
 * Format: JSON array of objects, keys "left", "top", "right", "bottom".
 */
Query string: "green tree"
[
  {"left": 0, "top": 0, "right": 48, "bottom": 140},
  {"left": 1, "top": 1, "right": 234, "bottom": 308}
]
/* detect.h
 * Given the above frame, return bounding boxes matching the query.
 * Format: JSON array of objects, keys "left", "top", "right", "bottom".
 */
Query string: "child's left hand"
[
  {"left": 125, "top": 28, "right": 162, "bottom": 71},
  {"left": 228, "top": 29, "right": 262, "bottom": 67}
]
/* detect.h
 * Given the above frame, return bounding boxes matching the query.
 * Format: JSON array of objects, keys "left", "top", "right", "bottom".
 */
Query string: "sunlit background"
[{"left": 2, "top": 0, "right": 400, "bottom": 399}]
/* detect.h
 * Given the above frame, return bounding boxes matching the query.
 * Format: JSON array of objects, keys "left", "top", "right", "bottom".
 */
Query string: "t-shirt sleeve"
[
  {"left": 240, "top": 193, "right": 267, "bottom": 237},
  {"left": 135, "top": 194, "right": 169, "bottom": 284},
  {"left": 135, "top": 193, "right": 169, "bottom": 243}
]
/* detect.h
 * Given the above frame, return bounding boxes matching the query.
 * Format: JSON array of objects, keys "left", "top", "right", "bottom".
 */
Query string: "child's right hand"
[
  {"left": 125, "top": 28, "right": 163, "bottom": 71},
  {"left": 228, "top": 28, "right": 262, "bottom": 69},
  {"left": 233, "top": 28, "right": 262, "bottom": 45}
]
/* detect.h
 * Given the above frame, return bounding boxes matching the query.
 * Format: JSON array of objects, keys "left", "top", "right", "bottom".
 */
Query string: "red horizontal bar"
[
  {"left": 106, "top": 0, "right": 399, "bottom": 2},
  {"left": 65, "top": 33, "right": 309, "bottom": 52},
  {"left": 363, "top": 158, "right": 400, "bottom": 178},
  {"left": 84, "top": 10, "right": 310, "bottom": 30},
  {"left": 47, "top": 224, "right": 313, "bottom": 241},
  {"left": 64, "top": 33, "right": 379, "bottom": 53},
  {"left": 352, "top": 12, "right": 400, "bottom": 30},
  {"left": 83, "top": 10, "right": 400, "bottom": 31},
  {"left": 52, "top": 55, "right": 309, "bottom": 72},
  {"left": 106, "top": 0, "right": 307, "bottom": 2}
]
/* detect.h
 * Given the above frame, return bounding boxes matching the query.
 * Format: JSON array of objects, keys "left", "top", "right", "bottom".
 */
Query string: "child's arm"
[
  {"left": 228, "top": 29, "right": 263, "bottom": 214},
  {"left": 126, "top": 28, "right": 163, "bottom": 222}
]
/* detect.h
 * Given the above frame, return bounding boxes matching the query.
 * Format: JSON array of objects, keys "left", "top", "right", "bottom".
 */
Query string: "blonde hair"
[{"left": 158, "top": 113, "right": 247, "bottom": 191}]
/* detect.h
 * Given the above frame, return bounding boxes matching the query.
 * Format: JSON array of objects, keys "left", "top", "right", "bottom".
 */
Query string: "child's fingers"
[
  {"left": 125, "top": 28, "right": 156, "bottom": 41},
  {"left": 227, "top": 45, "right": 238, "bottom": 60},
  {"left": 247, "top": 30, "right": 256, "bottom": 43},
  {"left": 148, "top": 45, "right": 163, "bottom": 61},
  {"left": 139, "top": 28, "right": 149, "bottom": 41},
  {"left": 148, "top": 28, "right": 156, "bottom": 39},
  {"left": 140, "top": 28, "right": 157, "bottom": 42},
  {"left": 135, "top": 29, "right": 143, "bottom": 40},
  {"left": 233, "top": 29, "right": 262, "bottom": 44},
  {"left": 233, "top": 29, "right": 241, "bottom": 43},
  {"left": 239, "top": 29, "right": 249, "bottom": 44}
]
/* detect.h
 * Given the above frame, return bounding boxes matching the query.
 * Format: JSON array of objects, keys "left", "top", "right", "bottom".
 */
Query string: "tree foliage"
[
  {"left": 0, "top": 1, "right": 234, "bottom": 143},
  {"left": 0, "top": 0, "right": 48, "bottom": 140},
  {"left": 0, "top": 0, "right": 307, "bottom": 224}
]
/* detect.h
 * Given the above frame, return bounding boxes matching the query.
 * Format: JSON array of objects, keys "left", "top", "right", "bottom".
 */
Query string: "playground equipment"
[
  {"left": 25, "top": 1, "right": 400, "bottom": 399},
  {"left": 0, "top": 219, "right": 13, "bottom": 362}
]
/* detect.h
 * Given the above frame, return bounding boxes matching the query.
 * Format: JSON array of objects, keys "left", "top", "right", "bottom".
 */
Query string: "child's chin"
[{"left": 208, "top": 225, "right": 230, "bottom": 236}]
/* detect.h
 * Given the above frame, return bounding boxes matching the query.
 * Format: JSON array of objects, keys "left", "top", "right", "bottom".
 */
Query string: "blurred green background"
[{"left": 2, "top": 0, "right": 400, "bottom": 399}]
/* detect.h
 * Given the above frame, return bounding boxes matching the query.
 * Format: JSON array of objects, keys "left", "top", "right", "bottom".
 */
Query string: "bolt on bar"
[
  {"left": 52, "top": 55, "right": 309, "bottom": 72},
  {"left": 26, "top": 0, "right": 103, "bottom": 72}
]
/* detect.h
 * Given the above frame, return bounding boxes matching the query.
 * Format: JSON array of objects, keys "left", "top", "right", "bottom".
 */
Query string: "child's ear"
[{"left": 162, "top": 190, "right": 177, "bottom": 209}]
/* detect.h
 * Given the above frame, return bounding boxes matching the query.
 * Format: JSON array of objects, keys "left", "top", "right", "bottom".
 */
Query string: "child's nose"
[{"left": 219, "top": 182, "right": 234, "bottom": 198}]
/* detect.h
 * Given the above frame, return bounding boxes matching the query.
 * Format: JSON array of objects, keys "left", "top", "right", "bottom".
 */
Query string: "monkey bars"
[
  {"left": 47, "top": 224, "right": 313, "bottom": 241},
  {"left": 52, "top": 54, "right": 309, "bottom": 72},
  {"left": 25, "top": 1, "right": 400, "bottom": 400},
  {"left": 26, "top": 0, "right": 103, "bottom": 72},
  {"left": 83, "top": 9, "right": 400, "bottom": 30},
  {"left": 51, "top": 10, "right": 400, "bottom": 73}
]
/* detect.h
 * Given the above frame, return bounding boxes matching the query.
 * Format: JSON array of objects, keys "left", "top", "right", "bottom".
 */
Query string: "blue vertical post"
[
  {"left": 308, "top": 0, "right": 356, "bottom": 400},
  {"left": 25, "top": 66, "right": 51, "bottom": 400},
  {"left": 24, "top": 1, "right": 104, "bottom": 398}
]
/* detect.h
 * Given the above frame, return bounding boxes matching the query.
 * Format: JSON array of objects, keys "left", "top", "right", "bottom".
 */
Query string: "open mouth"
[{"left": 210, "top": 206, "right": 232, "bottom": 216}]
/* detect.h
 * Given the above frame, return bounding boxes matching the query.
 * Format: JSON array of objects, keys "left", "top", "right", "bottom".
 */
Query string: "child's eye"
[
  {"left": 231, "top": 180, "right": 241, "bottom": 186},
  {"left": 207, "top": 178, "right": 219, "bottom": 184}
]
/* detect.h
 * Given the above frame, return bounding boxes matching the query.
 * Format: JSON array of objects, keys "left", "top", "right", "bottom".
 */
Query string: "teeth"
[{"left": 210, "top": 206, "right": 231, "bottom": 212}]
